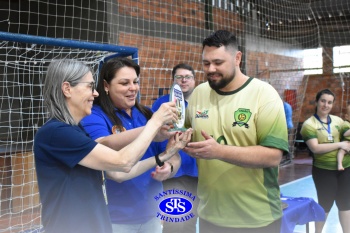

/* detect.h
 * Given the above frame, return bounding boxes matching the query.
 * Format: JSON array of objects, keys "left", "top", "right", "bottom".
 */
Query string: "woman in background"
[{"left": 300, "top": 88, "right": 350, "bottom": 233}]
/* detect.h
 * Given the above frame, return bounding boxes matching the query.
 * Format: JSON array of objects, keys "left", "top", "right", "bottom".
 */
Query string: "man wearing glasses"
[{"left": 152, "top": 63, "right": 198, "bottom": 233}]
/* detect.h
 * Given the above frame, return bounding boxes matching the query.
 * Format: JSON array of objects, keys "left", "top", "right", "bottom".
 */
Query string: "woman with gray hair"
[{"left": 34, "top": 59, "right": 192, "bottom": 233}]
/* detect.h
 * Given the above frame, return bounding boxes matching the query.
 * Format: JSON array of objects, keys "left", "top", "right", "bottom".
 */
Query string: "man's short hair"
[
  {"left": 172, "top": 63, "right": 195, "bottom": 80},
  {"left": 202, "top": 30, "right": 239, "bottom": 51}
]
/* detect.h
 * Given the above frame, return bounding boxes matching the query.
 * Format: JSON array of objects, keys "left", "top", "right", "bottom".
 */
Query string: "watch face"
[{"left": 169, "top": 83, "right": 185, "bottom": 129}]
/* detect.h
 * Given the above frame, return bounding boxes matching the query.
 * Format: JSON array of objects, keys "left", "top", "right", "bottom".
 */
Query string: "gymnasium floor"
[
  {"left": 279, "top": 150, "right": 341, "bottom": 233},
  {"left": 280, "top": 175, "right": 341, "bottom": 233}
]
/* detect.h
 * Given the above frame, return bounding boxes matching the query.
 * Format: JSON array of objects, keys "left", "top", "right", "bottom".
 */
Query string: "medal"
[
  {"left": 314, "top": 114, "right": 333, "bottom": 142},
  {"left": 328, "top": 134, "right": 333, "bottom": 142}
]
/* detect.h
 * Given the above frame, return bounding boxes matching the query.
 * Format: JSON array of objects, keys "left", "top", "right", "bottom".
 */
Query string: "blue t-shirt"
[
  {"left": 284, "top": 101, "right": 294, "bottom": 129},
  {"left": 81, "top": 105, "right": 162, "bottom": 224},
  {"left": 152, "top": 94, "right": 198, "bottom": 178},
  {"left": 34, "top": 119, "right": 112, "bottom": 233}
]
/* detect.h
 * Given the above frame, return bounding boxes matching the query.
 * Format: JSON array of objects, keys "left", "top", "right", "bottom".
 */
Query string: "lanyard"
[
  {"left": 102, "top": 171, "right": 108, "bottom": 205},
  {"left": 314, "top": 114, "right": 333, "bottom": 141}
]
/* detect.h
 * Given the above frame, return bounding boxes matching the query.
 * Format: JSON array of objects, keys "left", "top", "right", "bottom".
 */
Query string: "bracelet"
[
  {"left": 155, "top": 153, "right": 165, "bottom": 167},
  {"left": 166, "top": 162, "right": 174, "bottom": 173}
]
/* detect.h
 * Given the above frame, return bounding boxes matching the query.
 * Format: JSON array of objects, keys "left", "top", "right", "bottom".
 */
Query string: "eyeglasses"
[
  {"left": 174, "top": 75, "right": 194, "bottom": 81},
  {"left": 75, "top": 81, "right": 96, "bottom": 94}
]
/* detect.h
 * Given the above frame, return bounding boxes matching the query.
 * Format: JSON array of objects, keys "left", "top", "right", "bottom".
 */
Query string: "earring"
[{"left": 105, "top": 90, "right": 109, "bottom": 95}]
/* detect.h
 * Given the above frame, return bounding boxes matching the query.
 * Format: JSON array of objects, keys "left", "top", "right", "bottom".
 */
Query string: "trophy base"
[{"left": 168, "top": 127, "right": 187, "bottom": 132}]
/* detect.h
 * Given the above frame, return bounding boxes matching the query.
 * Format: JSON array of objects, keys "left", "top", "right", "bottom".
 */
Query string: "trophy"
[{"left": 169, "top": 83, "right": 186, "bottom": 131}]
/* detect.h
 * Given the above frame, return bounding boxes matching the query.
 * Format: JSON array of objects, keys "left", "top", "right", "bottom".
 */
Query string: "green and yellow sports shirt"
[
  {"left": 341, "top": 120, "right": 350, "bottom": 141},
  {"left": 185, "top": 77, "right": 289, "bottom": 228},
  {"left": 301, "top": 115, "right": 350, "bottom": 170}
]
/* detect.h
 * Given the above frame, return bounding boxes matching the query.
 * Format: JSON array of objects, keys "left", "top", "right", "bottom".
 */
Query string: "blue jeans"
[{"left": 111, "top": 217, "right": 162, "bottom": 233}]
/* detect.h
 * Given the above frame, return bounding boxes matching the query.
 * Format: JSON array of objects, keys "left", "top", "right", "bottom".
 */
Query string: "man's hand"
[{"left": 183, "top": 130, "right": 218, "bottom": 159}]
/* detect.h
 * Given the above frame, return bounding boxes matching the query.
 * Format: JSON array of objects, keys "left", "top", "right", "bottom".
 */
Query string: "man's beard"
[{"left": 207, "top": 72, "right": 234, "bottom": 91}]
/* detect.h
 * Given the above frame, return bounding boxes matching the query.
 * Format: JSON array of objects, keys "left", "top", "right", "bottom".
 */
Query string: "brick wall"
[
  {"left": 119, "top": 0, "right": 205, "bottom": 28},
  {"left": 119, "top": 1, "right": 242, "bottom": 30},
  {"left": 117, "top": 1, "right": 345, "bottom": 126},
  {"left": 246, "top": 50, "right": 305, "bottom": 128},
  {"left": 119, "top": 32, "right": 205, "bottom": 106},
  {"left": 116, "top": 1, "right": 246, "bottom": 106},
  {"left": 300, "top": 74, "right": 345, "bottom": 123},
  {"left": 299, "top": 47, "right": 346, "bottom": 123}
]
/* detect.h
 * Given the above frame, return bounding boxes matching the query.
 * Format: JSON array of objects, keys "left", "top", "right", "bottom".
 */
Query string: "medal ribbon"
[{"left": 314, "top": 114, "right": 332, "bottom": 136}]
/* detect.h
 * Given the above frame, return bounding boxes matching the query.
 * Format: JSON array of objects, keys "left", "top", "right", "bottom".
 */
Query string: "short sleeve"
[
  {"left": 34, "top": 121, "right": 97, "bottom": 168},
  {"left": 81, "top": 106, "right": 114, "bottom": 140},
  {"left": 300, "top": 119, "right": 317, "bottom": 142}
]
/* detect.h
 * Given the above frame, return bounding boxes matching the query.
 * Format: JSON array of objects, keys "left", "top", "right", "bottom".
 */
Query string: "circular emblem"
[
  {"left": 238, "top": 113, "right": 246, "bottom": 121},
  {"left": 159, "top": 197, "right": 192, "bottom": 216}
]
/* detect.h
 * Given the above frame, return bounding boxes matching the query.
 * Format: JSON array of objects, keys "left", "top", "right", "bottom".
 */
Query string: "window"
[
  {"left": 333, "top": 45, "right": 350, "bottom": 73},
  {"left": 303, "top": 48, "right": 322, "bottom": 75},
  {"left": 198, "top": 0, "right": 250, "bottom": 13}
]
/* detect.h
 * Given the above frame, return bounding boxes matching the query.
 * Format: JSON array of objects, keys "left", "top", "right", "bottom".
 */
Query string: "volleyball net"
[{"left": 0, "top": 31, "right": 138, "bottom": 232}]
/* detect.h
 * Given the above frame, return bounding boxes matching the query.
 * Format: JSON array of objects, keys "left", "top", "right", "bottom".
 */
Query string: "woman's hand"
[
  {"left": 339, "top": 141, "right": 350, "bottom": 153},
  {"left": 153, "top": 124, "right": 176, "bottom": 142},
  {"left": 168, "top": 128, "right": 193, "bottom": 150},
  {"left": 158, "top": 128, "right": 193, "bottom": 162},
  {"left": 151, "top": 102, "right": 178, "bottom": 126},
  {"left": 151, "top": 163, "right": 173, "bottom": 181}
]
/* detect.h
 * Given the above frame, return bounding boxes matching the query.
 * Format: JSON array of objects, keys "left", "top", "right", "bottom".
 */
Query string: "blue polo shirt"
[
  {"left": 34, "top": 119, "right": 112, "bottom": 233},
  {"left": 81, "top": 105, "right": 162, "bottom": 224}
]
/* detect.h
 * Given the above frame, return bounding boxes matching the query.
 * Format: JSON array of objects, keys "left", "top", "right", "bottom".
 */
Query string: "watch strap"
[{"left": 155, "top": 153, "right": 165, "bottom": 167}]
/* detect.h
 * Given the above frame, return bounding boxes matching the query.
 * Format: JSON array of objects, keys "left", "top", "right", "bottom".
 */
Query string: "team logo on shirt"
[
  {"left": 112, "top": 125, "right": 126, "bottom": 134},
  {"left": 195, "top": 110, "right": 209, "bottom": 119},
  {"left": 154, "top": 189, "right": 196, "bottom": 223},
  {"left": 232, "top": 108, "right": 251, "bottom": 128}
]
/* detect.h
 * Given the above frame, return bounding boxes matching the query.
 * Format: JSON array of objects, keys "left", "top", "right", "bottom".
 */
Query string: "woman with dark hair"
[
  {"left": 301, "top": 88, "right": 350, "bottom": 233},
  {"left": 34, "top": 59, "right": 191, "bottom": 233},
  {"left": 81, "top": 57, "right": 189, "bottom": 233}
]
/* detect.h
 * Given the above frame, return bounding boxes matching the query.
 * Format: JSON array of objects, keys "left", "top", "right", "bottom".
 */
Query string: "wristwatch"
[{"left": 155, "top": 153, "right": 164, "bottom": 167}]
